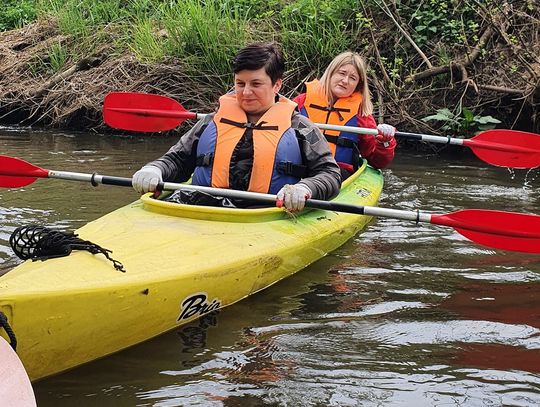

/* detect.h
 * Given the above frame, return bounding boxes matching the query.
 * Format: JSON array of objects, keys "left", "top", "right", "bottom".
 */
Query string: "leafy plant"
[
  {"left": 422, "top": 107, "right": 501, "bottom": 137},
  {"left": 396, "top": 0, "right": 491, "bottom": 48},
  {"left": 0, "top": 0, "right": 37, "bottom": 31}
]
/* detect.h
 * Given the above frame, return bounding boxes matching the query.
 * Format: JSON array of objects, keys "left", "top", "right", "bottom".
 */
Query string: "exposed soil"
[{"left": 0, "top": 20, "right": 215, "bottom": 135}]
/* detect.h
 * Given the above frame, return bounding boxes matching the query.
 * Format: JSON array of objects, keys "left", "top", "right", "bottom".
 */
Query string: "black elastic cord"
[
  {"left": 416, "top": 210, "right": 420, "bottom": 225},
  {"left": 10, "top": 226, "right": 126, "bottom": 272},
  {"left": 0, "top": 311, "right": 17, "bottom": 351}
]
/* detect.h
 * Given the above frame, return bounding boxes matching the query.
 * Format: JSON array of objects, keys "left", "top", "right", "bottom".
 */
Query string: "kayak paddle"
[
  {"left": 2, "top": 155, "right": 540, "bottom": 254},
  {"left": 103, "top": 92, "right": 540, "bottom": 169}
]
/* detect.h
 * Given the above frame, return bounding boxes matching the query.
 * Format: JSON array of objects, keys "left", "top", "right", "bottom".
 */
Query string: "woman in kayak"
[
  {"left": 294, "top": 51, "right": 396, "bottom": 179},
  {"left": 132, "top": 42, "right": 341, "bottom": 213}
]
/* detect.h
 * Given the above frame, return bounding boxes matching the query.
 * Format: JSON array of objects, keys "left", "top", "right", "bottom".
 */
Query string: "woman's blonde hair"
[{"left": 318, "top": 51, "right": 373, "bottom": 116}]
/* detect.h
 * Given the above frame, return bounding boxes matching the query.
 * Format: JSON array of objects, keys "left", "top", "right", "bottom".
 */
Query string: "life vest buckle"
[
  {"left": 277, "top": 161, "right": 294, "bottom": 175},
  {"left": 277, "top": 161, "right": 308, "bottom": 178}
]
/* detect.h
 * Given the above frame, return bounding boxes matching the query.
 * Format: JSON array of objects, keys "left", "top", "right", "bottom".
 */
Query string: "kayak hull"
[{"left": 0, "top": 162, "right": 383, "bottom": 380}]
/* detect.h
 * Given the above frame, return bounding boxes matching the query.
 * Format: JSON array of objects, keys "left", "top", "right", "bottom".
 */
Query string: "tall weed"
[
  {"left": 279, "top": 0, "right": 359, "bottom": 77},
  {"left": 130, "top": 19, "right": 165, "bottom": 63},
  {"left": 162, "top": 0, "right": 252, "bottom": 92},
  {"left": 47, "top": 41, "right": 68, "bottom": 72}
]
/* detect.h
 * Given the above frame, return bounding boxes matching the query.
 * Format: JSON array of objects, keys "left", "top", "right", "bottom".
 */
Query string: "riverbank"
[{"left": 0, "top": 1, "right": 538, "bottom": 135}]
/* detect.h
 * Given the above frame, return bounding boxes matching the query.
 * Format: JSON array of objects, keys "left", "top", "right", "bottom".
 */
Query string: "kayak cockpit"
[{"left": 140, "top": 161, "right": 369, "bottom": 222}]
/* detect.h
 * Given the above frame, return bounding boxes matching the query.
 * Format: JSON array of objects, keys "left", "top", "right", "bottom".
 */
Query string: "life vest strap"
[
  {"left": 324, "top": 135, "right": 361, "bottom": 172},
  {"left": 219, "top": 117, "right": 279, "bottom": 131},
  {"left": 308, "top": 103, "right": 351, "bottom": 121},
  {"left": 277, "top": 161, "right": 308, "bottom": 178},
  {"left": 325, "top": 135, "right": 356, "bottom": 148}
]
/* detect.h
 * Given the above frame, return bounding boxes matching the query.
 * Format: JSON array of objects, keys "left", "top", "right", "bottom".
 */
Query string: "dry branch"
[{"left": 405, "top": 26, "right": 494, "bottom": 83}]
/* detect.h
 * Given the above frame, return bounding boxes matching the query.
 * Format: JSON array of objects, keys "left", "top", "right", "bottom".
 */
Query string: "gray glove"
[
  {"left": 276, "top": 183, "right": 312, "bottom": 212},
  {"left": 132, "top": 165, "right": 162, "bottom": 194}
]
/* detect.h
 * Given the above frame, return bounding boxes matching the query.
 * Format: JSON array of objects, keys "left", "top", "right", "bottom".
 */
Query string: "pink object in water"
[{"left": 0, "top": 337, "right": 36, "bottom": 407}]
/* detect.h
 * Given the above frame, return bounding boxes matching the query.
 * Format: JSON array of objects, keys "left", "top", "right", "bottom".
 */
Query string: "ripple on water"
[
  {"left": 144, "top": 318, "right": 540, "bottom": 407},
  {"left": 137, "top": 381, "right": 264, "bottom": 407},
  {"left": 323, "top": 301, "right": 429, "bottom": 319},
  {"left": 388, "top": 288, "right": 449, "bottom": 297},
  {"left": 358, "top": 320, "right": 540, "bottom": 349},
  {"left": 460, "top": 271, "right": 540, "bottom": 283}
]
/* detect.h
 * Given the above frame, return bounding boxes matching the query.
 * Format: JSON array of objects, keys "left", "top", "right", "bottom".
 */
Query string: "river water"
[{"left": 1, "top": 126, "right": 540, "bottom": 406}]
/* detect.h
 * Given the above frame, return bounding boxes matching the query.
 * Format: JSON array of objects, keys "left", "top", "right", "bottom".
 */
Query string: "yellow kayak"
[{"left": 0, "top": 161, "right": 383, "bottom": 381}]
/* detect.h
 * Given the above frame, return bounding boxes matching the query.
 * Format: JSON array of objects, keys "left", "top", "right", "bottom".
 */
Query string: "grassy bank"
[{"left": 0, "top": 0, "right": 538, "bottom": 134}]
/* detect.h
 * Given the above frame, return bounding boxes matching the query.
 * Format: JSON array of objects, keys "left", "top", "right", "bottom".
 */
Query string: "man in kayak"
[
  {"left": 132, "top": 42, "right": 341, "bottom": 212},
  {"left": 294, "top": 51, "right": 396, "bottom": 179}
]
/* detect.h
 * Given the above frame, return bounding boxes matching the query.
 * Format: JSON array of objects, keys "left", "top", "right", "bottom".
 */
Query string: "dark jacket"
[{"left": 147, "top": 110, "right": 342, "bottom": 201}]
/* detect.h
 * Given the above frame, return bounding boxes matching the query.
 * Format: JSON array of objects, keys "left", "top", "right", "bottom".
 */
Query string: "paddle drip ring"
[{"left": 9, "top": 225, "right": 126, "bottom": 272}]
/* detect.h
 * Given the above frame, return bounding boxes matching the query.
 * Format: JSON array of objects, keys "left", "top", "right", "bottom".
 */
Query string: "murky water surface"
[{"left": 1, "top": 127, "right": 539, "bottom": 406}]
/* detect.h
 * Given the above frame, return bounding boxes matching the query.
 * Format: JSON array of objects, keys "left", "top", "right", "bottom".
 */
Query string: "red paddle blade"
[
  {"left": 0, "top": 155, "right": 49, "bottom": 187},
  {"left": 465, "top": 130, "right": 540, "bottom": 169},
  {"left": 103, "top": 92, "right": 196, "bottom": 132},
  {"left": 432, "top": 209, "right": 540, "bottom": 253}
]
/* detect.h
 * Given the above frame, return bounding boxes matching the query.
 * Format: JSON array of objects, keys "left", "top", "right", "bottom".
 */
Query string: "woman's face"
[
  {"left": 234, "top": 67, "right": 282, "bottom": 121},
  {"left": 329, "top": 63, "right": 360, "bottom": 100}
]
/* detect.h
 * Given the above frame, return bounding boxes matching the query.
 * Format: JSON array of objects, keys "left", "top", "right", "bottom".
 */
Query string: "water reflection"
[
  {"left": 2, "top": 128, "right": 540, "bottom": 406},
  {"left": 440, "top": 282, "right": 540, "bottom": 374}
]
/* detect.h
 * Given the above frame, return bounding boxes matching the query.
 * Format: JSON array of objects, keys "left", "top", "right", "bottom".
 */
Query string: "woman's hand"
[
  {"left": 276, "top": 184, "right": 312, "bottom": 212},
  {"left": 132, "top": 166, "right": 162, "bottom": 194},
  {"left": 376, "top": 124, "right": 396, "bottom": 147}
]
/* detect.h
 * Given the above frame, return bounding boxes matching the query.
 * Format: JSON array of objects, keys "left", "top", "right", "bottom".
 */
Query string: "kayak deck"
[{"left": 0, "top": 161, "right": 383, "bottom": 380}]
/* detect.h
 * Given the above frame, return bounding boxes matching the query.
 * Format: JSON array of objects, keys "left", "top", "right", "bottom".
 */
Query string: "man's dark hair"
[{"left": 232, "top": 42, "right": 285, "bottom": 84}]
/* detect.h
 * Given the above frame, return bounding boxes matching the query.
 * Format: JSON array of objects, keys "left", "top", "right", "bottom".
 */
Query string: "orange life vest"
[
  {"left": 300, "top": 80, "right": 363, "bottom": 164},
  {"left": 192, "top": 93, "right": 304, "bottom": 194}
]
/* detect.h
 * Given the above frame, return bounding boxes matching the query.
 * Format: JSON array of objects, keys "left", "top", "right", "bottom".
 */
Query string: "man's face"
[{"left": 234, "top": 67, "right": 282, "bottom": 120}]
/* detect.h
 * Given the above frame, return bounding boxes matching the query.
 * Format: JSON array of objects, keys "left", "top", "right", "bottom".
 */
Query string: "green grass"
[
  {"left": 162, "top": 0, "right": 252, "bottom": 92},
  {"left": 4, "top": 0, "right": 500, "bottom": 85},
  {"left": 130, "top": 19, "right": 165, "bottom": 63},
  {"left": 278, "top": 0, "right": 359, "bottom": 75},
  {"left": 47, "top": 40, "right": 68, "bottom": 72},
  {"left": 0, "top": 0, "right": 37, "bottom": 31}
]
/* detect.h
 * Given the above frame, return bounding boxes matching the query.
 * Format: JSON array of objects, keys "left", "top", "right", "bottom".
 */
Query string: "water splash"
[{"left": 524, "top": 167, "right": 539, "bottom": 191}]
